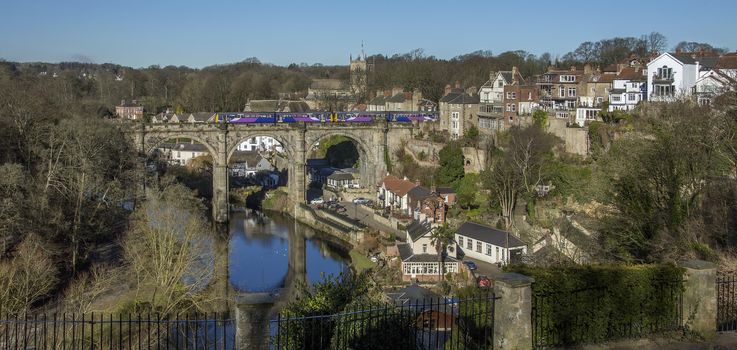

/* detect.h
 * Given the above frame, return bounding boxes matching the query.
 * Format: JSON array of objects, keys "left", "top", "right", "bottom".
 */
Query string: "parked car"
[
  {"left": 463, "top": 261, "right": 478, "bottom": 271},
  {"left": 477, "top": 275, "right": 491, "bottom": 288},
  {"left": 352, "top": 197, "right": 370, "bottom": 205},
  {"left": 310, "top": 197, "right": 324, "bottom": 205}
]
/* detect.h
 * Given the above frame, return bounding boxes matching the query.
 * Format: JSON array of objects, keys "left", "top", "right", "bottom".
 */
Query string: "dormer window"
[{"left": 560, "top": 75, "right": 576, "bottom": 83}]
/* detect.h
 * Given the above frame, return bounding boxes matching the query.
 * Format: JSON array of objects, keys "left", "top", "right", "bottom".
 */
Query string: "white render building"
[
  {"left": 608, "top": 66, "right": 647, "bottom": 111},
  {"left": 454, "top": 221, "right": 527, "bottom": 265},
  {"left": 646, "top": 52, "right": 720, "bottom": 102},
  {"left": 237, "top": 136, "right": 284, "bottom": 153}
]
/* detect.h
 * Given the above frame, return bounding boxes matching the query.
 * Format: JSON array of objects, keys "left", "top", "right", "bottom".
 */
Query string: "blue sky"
[{"left": 1, "top": 0, "right": 735, "bottom": 68}]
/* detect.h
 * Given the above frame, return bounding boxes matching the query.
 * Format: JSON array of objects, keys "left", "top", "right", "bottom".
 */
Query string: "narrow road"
[{"left": 339, "top": 201, "right": 404, "bottom": 239}]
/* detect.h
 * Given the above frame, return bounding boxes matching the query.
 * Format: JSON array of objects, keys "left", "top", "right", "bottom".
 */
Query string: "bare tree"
[
  {"left": 0, "top": 234, "right": 58, "bottom": 315},
  {"left": 484, "top": 126, "right": 559, "bottom": 228},
  {"left": 645, "top": 32, "right": 668, "bottom": 55},
  {"left": 124, "top": 183, "right": 215, "bottom": 314},
  {"left": 62, "top": 264, "right": 119, "bottom": 314}
]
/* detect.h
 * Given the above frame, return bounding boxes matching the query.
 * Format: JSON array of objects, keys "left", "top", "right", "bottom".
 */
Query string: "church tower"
[{"left": 350, "top": 43, "right": 368, "bottom": 98}]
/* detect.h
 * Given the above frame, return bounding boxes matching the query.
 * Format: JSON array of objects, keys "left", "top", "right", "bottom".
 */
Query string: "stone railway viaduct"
[{"left": 130, "top": 121, "right": 418, "bottom": 222}]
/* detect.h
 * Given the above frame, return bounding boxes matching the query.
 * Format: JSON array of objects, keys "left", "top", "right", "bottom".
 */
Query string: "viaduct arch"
[{"left": 131, "top": 121, "right": 416, "bottom": 222}]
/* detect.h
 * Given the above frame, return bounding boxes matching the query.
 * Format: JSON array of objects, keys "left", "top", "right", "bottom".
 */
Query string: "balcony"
[
  {"left": 478, "top": 103, "right": 504, "bottom": 117},
  {"left": 651, "top": 74, "right": 674, "bottom": 84}
]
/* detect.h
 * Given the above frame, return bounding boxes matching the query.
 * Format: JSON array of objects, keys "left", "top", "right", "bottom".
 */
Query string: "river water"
[{"left": 227, "top": 211, "right": 349, "bottom": 293}]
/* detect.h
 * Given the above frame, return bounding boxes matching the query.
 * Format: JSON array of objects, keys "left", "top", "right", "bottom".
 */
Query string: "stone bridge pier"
[
  {"left": 131, "top": 121, "right": 415, "bottom": 223},
  {"left": 232, "top": 224, "right": 307, "bottom": 349}
]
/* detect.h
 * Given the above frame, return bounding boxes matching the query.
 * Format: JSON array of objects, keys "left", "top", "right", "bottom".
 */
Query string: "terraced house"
[
  {"left": 438, "top": 83, "right": 479, "bottom": 139},
  {"left": 478, "top": 67, "right": 524, "bottom": 131}
]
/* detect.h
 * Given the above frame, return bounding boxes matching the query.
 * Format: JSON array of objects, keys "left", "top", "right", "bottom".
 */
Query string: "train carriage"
[{"left": 214, "top": 111, "right": 438, "bottom": 124}]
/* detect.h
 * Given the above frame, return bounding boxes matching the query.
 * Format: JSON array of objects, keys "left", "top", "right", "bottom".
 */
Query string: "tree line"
[{"left": 1, "top": 32, "right": 726, "bottom": 118}]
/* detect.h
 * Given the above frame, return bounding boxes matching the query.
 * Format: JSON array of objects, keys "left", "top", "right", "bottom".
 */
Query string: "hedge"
[{"left": 506, "top": 264, "right": 684, "bottom": 347}]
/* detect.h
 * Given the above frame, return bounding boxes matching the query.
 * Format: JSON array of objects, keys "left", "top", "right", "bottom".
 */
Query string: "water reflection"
[{"left": 228, "top": 211, "right": 348, "bottom": 293}]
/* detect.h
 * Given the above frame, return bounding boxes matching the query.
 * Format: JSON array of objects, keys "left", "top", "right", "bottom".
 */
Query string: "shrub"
[{"left": 506, "top": 264, "right": 684, "bottom": 346}]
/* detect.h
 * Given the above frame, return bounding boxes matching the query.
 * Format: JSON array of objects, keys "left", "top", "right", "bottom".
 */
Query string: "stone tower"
[{"left": 350, "top": 44, "right": 368, "bottom": 98}]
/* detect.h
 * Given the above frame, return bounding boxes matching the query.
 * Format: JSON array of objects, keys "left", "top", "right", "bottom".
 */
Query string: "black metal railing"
[
  {"left": 531, "top": 280, "right": 683, "bottom": 349},
  {"left": 270, "top": 293, "right": 497, "bottom": 349},
  {"left": 718, "top": 275, "right": 737, "bottom": 332},
  {"left": 0, "top": 313, "right": 234, "bottom": 349}
]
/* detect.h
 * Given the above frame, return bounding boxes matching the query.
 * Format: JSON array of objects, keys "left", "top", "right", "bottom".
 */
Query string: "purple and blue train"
[{"left": 213, "top": 111, "right": 438, "bottom": 124}]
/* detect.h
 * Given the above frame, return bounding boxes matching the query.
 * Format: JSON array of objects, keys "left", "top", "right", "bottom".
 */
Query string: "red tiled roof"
[
  {"left": 716, "top": 54, "right": 737, "bottom": 69},
  {"left": 616, "top": 67, "right": 646, "bottom": 81},
  {"left": 382, "top": 175, "right": 417, "bottom": 197}
]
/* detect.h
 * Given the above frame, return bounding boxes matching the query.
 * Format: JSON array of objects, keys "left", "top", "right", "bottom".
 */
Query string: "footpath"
[{"left": 580, "top": 333, "right": 737, "bottom": 350}]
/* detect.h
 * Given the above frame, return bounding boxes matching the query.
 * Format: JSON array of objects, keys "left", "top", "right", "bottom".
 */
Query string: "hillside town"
[
  {"left": 106, "top": 45, "right": 737, "bottom": 294},
  {"left": 3, "top": 3, "right": 737, "bottom": 346}
]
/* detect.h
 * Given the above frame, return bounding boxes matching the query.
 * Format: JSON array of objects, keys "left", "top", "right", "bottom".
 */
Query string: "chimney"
[
  {"left": 676, "top": 48, "right": 682, "bottom": 54},
  {"left": 489, "top": 71, "right": 495, "bottom": 81},
  {"left": 431, "top": 185, "right": 436, "bottom": 194},
  {"left": 121, "top": 99, "right": 125, "bottom": 106},
  {"left": 455, "top": 81, "right": 461, "bottom": 89},
  {"left": 392, "top": 86, "right": 403, "bottom": 96},
  {"left": 384, "top": 90, "right": 391, "bottom": 97},
  {"left": 584, "top": 64, "right": 592, "bottom": 75},
  {"left": 570, "top": 66, "right": 576, "bottom": 72},
  {"left": 466, "top": 86, "right": 477, "bottom": 96},
  {"left": 444, "top": 84, "right": 452, "bottom": 96},
  {"left": 512, "top": 66, "right": 519, "bottom": 84}
]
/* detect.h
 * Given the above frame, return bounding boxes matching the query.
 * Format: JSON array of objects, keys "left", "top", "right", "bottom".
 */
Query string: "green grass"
[{"left": 349, "top": 249, "right": 376, "bottom": 272}]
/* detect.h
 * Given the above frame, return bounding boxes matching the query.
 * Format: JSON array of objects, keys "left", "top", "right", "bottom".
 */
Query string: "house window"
[
  {"left": 654, "top": 84, "right": 674, "bottom": 96},
  {"left": 567, "top": 87, "right": 576, "bottom": 97},
  {"left": 506, "top": 92, "right": 516, "bottom": 99},
  {"left": 596, "top": 97, "right": 604, "bottom": 104},
  {"left": 486, "top": 244, "right": 492, "bottom": 256},
  {"left": 458, "top": 236, "right": 464, "bottom": 247},
  {"left": 476, "top": 241, "right": 482, "bottom": 253},
  {"left": 612, "top": 95, "right": 621, "bottom": 102},
  {"left": 467, "top": 239, "right": 472, "bottom": 250},
  {"left": 451, "top": 112, "right": 459, "bottom": 120},
  {"left": 560, "top": 75, "right": 576, "bottom": 82},
  {"left": 497, "top": 80, "right": 503, "bottom": 88},
  {"left": 495, "top": 247, "right": 500, "bottom": 259},
  {"left": 628, "top": 93, "right": 636, "bottom": 101},
  {"left": 559, "top": 87, "right": 565, "bottom": 97},
  {"left": 422, "top": 244, "right": 427, "bottom": 253},
  {"left": 657, "top": 66, "right": 673, "bottom": 80}
]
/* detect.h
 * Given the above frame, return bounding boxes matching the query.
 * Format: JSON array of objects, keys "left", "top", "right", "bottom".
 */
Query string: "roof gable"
[{"left": 406, "top": 220, "right": 433, "bottom": 242}]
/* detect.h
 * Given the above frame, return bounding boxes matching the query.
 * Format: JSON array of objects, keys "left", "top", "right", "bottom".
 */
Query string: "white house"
[
  {"left": 154, "top": 143, "right": 210, "bottom": 166},
  {"left": 646, "top": 52, "right": 722, "bottom": 101},
  {"left": 609, "top": 66, "right": 647, "bottom": 111},
  {"left": 237, "top": 136, "right": 284, "bottom": 153},
  {"left": 229, "top": 151, "right": 274, "bottom": 178},
  {"left": 398, "top": 220, "right": 459, "bottom": 282},
  {"left": 478, "top": 68, "right": 523, "bottom": 104},
  {"left": 693, "top": 53, "right": 737, "bottom": 105},
  {"left": 574, "top": 107, "right": 601, "bottom": 127},
  {"left": 378, "top": 175, "right": 417, "bottom": 214},
  {"left": 454, "top": 221, "right": 527, "bottom": 265},
  {"left": 326, "top": 171, "right": 359, "bottom": 189},
  {"left": 694, "top": 69, "right": 736, "bottom": 106}
]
